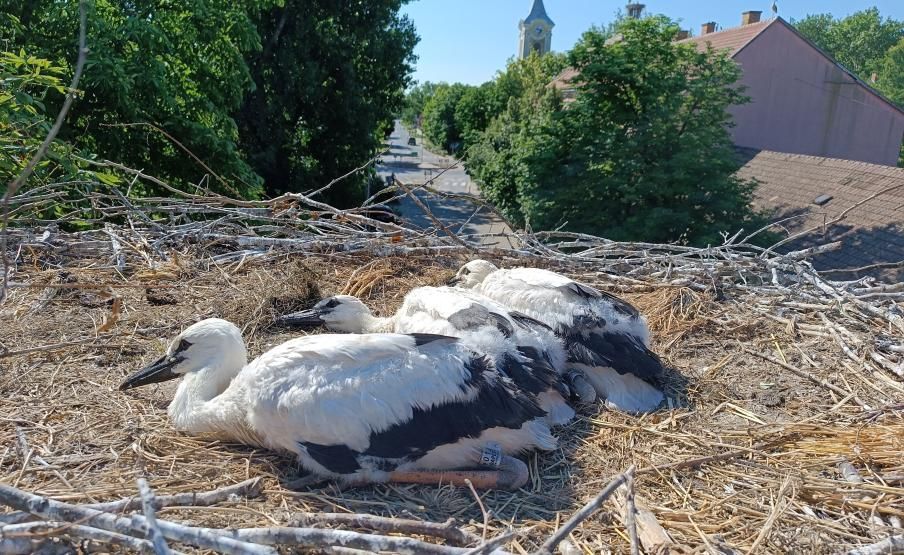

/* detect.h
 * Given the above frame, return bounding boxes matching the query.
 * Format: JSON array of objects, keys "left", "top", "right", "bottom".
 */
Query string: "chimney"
[
  {"left": 701, "top": 22, "right": 717, "bottom": 35},
  {"left": 626, "top": 3, "right": 645, "bottom": 19},
  {"left": 741, "top": 11, "right": 762, "bottom": 25},
  {"left": 676, "top": 29, "right": 690, "bottom": 40}
]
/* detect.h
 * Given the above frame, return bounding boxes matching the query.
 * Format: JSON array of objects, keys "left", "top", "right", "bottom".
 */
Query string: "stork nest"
[{"left": 1, "top": 187, "right": 903, "bottom": 554}]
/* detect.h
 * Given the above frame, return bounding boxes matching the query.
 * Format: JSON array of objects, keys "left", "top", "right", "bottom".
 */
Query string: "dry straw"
[{"left": 2, "top": 139, "right": 904, "bottom": 553}]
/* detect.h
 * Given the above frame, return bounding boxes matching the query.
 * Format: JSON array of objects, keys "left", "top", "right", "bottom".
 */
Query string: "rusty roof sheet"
[{"left": 738, "top": 149, "right": 904, "bottom": 281}]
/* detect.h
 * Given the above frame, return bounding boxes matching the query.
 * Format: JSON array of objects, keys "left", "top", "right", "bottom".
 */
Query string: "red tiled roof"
[
  {"left": 677, "top": 19, "right": 773, "bottom": 57},
  {"left": 738, "top": 149, "right": 904, "bottom": 281}
]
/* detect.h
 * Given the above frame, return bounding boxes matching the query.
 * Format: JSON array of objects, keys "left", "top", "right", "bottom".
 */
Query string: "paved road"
[{"left": 377, "top": 121, "right": 516, "bottom": 248}]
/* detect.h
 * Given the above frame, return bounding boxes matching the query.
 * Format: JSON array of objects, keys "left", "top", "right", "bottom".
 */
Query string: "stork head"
[
  {"left": 120, "top": 318, "right": 247, "bottom": 391},
  {"left": 450, "top": 259, "right": 498, "bottom": 289},
  {"left": 277, "top": 295, "right": 373, "bottom": 333}
]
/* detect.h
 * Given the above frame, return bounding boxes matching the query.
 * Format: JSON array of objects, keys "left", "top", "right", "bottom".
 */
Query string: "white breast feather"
[{"left": 236, "top": 334, "right": 481, "bottom": 454}]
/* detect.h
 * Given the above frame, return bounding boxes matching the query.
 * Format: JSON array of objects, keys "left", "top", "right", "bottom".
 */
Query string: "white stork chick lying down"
[
  {"left": 451, "top": 260, "right": 666, "bottom": 414},
  {"left": 119, "top": 319, "right": 556, "bottom": 490},
  {"left": 279, "top": 286, "right": 576, "bottom": 426}
]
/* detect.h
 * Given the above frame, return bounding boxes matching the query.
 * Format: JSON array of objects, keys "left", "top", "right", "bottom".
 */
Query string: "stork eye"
[
  {"left": 322, "top": 298, "right": 341, "bottom": 309},
  {"left": 174, "top": 339, "right": 192, "bottom": 354}
]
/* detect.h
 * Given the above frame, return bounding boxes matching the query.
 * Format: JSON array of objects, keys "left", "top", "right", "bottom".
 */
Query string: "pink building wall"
[{"left": 729, "top": 23, "right": 904, "bottom": 167}]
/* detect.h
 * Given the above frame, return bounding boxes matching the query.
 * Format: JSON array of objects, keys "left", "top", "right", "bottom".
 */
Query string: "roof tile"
[{"left": 742, "top": 149, "right": 904, "bottom": 281}]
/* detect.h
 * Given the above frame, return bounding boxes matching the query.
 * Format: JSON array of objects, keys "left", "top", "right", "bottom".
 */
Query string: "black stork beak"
[
  {"left": 119, "top": 354, "right": 183, "bottom": 391},
  {"left": 276, "top": 308, "right": 326, "bottom": 329},
  {"left": 447, "top": 275, "right": 463, "bottom": 286}
]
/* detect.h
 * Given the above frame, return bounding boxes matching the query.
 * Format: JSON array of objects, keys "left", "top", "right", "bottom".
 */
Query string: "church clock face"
[{"left": 535, "top": 26, "right": 544, "bottom": 37}]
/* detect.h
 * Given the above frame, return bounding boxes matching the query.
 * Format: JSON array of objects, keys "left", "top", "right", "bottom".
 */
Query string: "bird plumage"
[
  {"left": 452, "top": 260, "right": 666, "bottom": 413},
  {"left": 280, "top": 286, "right": 576, "bottom": 425},
  {"left": 120, "top": 319, "right": 555, "bottom": 486}
]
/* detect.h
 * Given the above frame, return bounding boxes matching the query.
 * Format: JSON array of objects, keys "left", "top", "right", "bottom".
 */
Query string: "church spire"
[
  {"left": 525, "top": 0, "right": 554, "bottom": 26},
  {"left": 518, "top": 0, "right": 555, "bottom": 59}
]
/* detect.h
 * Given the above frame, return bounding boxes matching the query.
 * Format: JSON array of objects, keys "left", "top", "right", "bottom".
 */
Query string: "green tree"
[
  {"left": 401, "top": 81, "right": 438, "bottom": 128},
  {"left": 421, "top": 83, "right": 469, "bottom": 153},
  {"left": 877, "top": 38, "right": 904, "bottom": 105},
  {"left": 465, "top": 53, "right": 567, "bottom": 222},
  {"left": 471, "top": 17, "right": 764, "bottom": 245},
  {"left": 0, "top": 49, "right": 77, "bottom": 191},
  {"left": 454, "top": 83, "right": 494, "bottom": 152},
  {"left": 795, "top": 9, "right": 904, "bottom": 80},
  {"left": 2, "top": 0, "right": 269, "bottom": 198},
  {"left": 236, "top": 0, "right": 418, "bottom": 205}
]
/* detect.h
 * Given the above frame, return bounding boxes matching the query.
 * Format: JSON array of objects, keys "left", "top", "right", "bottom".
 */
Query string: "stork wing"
[
  {"left": 241, "top": 333, "right": 546, "bottom": 475},
  {"left": 563, "top": 329, "right": 663, "bottom": 380}
]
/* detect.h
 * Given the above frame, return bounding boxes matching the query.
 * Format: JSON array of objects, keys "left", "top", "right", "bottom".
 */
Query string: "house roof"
[
  {"left": 678, "top": 17, "right": 904, "bottom": 116},
  {"left": 549, "top": 67, "right": 579, "bottom": 92},
  {"left": 737, "top": 148, "right": 904, "bottom": 281},
  {"left": 524, "top": 0, "right": 554, "bottom": 26},
  {"left": 677, "top": 19, "right": 772, "bottom": 57}
]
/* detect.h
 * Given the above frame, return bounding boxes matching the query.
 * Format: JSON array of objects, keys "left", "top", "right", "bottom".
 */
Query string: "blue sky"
[{"left": 402, "top": 1, "right": 904, "bottom": 85}]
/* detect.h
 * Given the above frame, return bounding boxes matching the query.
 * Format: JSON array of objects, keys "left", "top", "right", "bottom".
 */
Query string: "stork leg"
[{"left": 386, "top": 455, "right": 529, "bottom": 491}]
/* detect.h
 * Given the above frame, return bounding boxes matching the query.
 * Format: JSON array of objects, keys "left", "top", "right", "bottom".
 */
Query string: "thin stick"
[
  {"left": 534, "top": 466, "right": 633, "bottom": 555},
  {"left": 1, "top": 478, "right": 263, "bottom": 525},
  {"left": 0, "top": 484, "right": 276, "bottom": 555},
  {"left": 741, "top": 347, "right": 866, "bottom": 407},
  {"left": 624, "top": 468, "right": 640, "bottom": 555},
  {"left": 0, "top": 336, "right": 121, "bottom": 359},
  {"left": 1, "top": 0, "right": 88, "bottom": 302},
  {"left": 396, "top": 179, "right": 475, "bottom": 252},
  {"left": 137, "top": 478, "right": 172, "bottom": 555},
  {"left": 746, "top": 476, "right": 792, "bottom": 554},
  {"left": 465, "top": 478, "right": 491, "bottom": 542},
  {"left": 197, "top": 527, "right": 488, "bottom": 555},
  {"left": 463, "top": 528, "right": 531, "bottom": 555},
  {"left": 0, "top": 521, "right": 175, "bottom": 554},
  {"left": 287, "top": 513, "right": 479, "bottom": 546}
]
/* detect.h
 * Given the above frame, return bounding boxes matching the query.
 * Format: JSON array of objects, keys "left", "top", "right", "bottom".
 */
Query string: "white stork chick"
[
  {"left": 451, "top": 260, "right": 666, "bottom": 414},
  {"left": 279, "top": 286, "right": 576, "bottom": 426},
  {"left": 120, "top": 318, "right": 556, "bottom": 490}
]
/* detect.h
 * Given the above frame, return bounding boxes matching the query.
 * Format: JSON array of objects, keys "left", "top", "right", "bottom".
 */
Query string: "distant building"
[
  {"left": 738, "top": 148, "right": 904, "bottom": 282},
  {"left": 550, "top": 13, "right": 904, "bottom": 167},
  {"left": 679, "top": 14, "right": 904, "bottom": 167},
  {"left": 518, "top": 0, "right": 554, "bottom": 59}
]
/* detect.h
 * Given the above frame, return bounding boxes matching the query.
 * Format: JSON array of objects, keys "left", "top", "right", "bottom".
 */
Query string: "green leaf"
[{"left": 94, "top": 171, "right": 123, "bottom": 185}]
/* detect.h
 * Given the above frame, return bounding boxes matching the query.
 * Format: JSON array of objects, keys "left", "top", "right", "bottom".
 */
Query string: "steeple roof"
[{"left": 524, "top": 0, "right": 554, "bottom": 26}]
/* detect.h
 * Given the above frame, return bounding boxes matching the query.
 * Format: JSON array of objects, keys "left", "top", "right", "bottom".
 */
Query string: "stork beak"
[
  {"left": 119, "top": 354, "right": 182, "bottom": 391},
  {"left": 277, "top": 308, "right": 326, "bottom": 329},
  {"left": 447, "top": 275, "right": 462, "bottom": 286}
]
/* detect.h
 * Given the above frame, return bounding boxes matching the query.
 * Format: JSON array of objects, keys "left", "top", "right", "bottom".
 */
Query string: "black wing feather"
[
  {"left": 562, "top": 282, "right": 640, "bottom": 318},
  {"left": 362, "top": 354, "right": 546, "bottom": 461},
  {"left": 561, "top": 327, "right": 663, "bottom": 381},
  {"left": 509, "top": 311, "right": 554, "bottom": 332}
]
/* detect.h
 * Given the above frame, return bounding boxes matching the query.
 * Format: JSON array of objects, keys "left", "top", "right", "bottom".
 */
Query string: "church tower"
[{"left": 518, "top": 0, "right": 554, "bottom": 59}]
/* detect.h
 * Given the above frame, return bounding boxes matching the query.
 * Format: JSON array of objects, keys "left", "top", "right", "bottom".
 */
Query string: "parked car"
[{"left": 407, "top": 137, "right": 416, "bottom": 146}]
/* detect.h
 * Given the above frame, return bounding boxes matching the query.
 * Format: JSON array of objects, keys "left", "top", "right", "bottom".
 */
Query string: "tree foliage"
[
  {"left": 0, "top": 49, "right": 79, "bottom": 191},
  {"left": 878, "top": 38, "right": 904, "bottom": 106},
  {"left": 794, "top": 9, "right": 904, "bottom": 83},
  {"left": 1, "top": 1, "right": 418, "bottom": 203},
  {"left": 400, "top": 81, "right": 438, "bottom": 128},
  {"left": 421, "top": 83, "right": 469, "bottom": 153},
  {"left": 468, "top": 17, "right": 764, "bottom": 245},
  {"left": 2, "top": 0, "right": 268, "bottom": 197},
  {"left": 237, "top": 0, "right": 418, "bottom": 205},
  {"left": 465, "top": 53, "right": 567, "bottom": 220}
]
